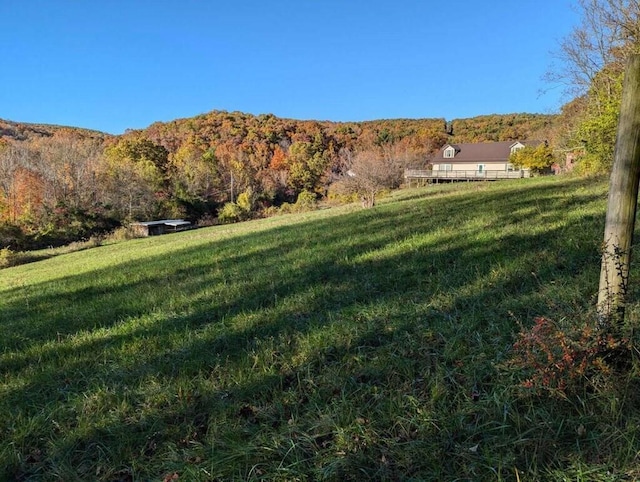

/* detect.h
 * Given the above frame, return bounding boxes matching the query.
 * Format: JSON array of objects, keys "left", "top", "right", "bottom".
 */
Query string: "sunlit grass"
[{"left": 1, "top": 175, "right": 639, "bottom": 480}]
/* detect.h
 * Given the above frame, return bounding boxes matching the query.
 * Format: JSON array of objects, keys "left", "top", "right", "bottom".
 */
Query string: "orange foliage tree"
[{"left": 11, "top": 168, "right": 45, "bottom": 227}]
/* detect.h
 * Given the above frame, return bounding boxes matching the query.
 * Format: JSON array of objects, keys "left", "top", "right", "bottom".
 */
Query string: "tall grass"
[{"left": 1, "top": 175, "right": 638, "bottom": 480}]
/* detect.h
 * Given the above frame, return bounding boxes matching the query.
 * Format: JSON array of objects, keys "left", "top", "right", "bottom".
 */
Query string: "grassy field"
[{"left": 1, "top": 175, "right": 639, "bottom": 481}]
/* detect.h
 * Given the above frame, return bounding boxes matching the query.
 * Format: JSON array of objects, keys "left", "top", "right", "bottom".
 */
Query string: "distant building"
[
  {"left": 130, "top": 219, "right": 191, "bottom": 237},
  {"left": 431, "top": 140, "right": 543, "bottom": 173},
  {"left": 405, "top": 140, "right": 542, "bottom": 184}
]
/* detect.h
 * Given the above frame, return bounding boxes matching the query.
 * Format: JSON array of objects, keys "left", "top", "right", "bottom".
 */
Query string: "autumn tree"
[
  {"left": 9, "top": 168, "right": 45, "bottom": 229},
  {"left": 0, "top": 141, "right": 22, "bottom": 223},
  {"left": 549, "top": 0, "right": 640, "bottom": 172},
  {"left": 263, "top": 145, "right": 291, "bottom": 202},
  {"left": 0, "top": 134, "right": 116, "bottom": 246},
  {"left": 29, "top": 132, "right": 107, "bottom": 237},
  {"left": 0, "top": 142, "right": 45, "bottom": 226},
  {"left": 509, "top": 143, "right": 555, "bottom": 174},
  {"left": 215, "top": 140, "right": 253, "bottom": 204}
]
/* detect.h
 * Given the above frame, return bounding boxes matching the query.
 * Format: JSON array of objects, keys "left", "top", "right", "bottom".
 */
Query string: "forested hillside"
[
  {"left": 450, "top": 113, "right": 555, "bottom": 143},
  {"left": 0, "top": 112, "right": 554, "bottom": 250}
]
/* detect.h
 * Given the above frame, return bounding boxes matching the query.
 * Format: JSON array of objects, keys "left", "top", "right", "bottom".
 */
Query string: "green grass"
[{"left": 1, "top": 175, "right": 639, "bottom": 481}]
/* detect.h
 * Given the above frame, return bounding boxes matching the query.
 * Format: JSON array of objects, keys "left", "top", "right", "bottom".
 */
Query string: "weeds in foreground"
[{"left": 505, "top": 315, "right": 632, "bottom": 397}]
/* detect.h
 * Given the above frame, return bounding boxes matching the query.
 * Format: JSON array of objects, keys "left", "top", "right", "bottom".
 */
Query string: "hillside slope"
[{"left": 4, "top": 175, "right": 638, "bottom": 480}]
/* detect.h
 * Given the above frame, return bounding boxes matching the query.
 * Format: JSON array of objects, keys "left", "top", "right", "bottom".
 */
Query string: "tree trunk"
[{"left": 597, "top": 54, "right": 640, "bottom": 329}]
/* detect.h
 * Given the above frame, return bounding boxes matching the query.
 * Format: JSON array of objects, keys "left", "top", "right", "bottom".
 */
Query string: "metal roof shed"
[{"left": 130, "top": 219, "right": 191, "bottom": 236}]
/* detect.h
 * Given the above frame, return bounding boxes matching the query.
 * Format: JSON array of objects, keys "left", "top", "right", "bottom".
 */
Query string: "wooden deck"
[{"left": 404, "top": 169, "right": 530, "bottom": 185}]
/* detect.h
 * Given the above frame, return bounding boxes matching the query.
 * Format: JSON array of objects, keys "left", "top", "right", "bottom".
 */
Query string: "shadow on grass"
[
  {"left": 0, "top": 177, "right": 605, "bottom": 346},
  {"left": 2, "top": 176, "right": 636, "bottom": 480}
]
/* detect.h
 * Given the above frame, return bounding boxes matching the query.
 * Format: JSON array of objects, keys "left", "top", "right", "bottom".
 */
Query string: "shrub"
[
  {"left": 236, "top": 188, "right": 255, "bottom": 214},
  {"left": 294, "top": 190, "right": 317, "bottom": 210},
  {"left": 218, "top": 202, "right": 244, "bottom": 223},
  {"left": 260, "top": 206, "right": 280, "bottom": 218},
  {"left": 104, "top": 226, "right": 141, "bottom": 242},
  {"left": 0, "top": 248, "right": 41, "bottom": 268},
  {"left": 0, "top": 247, "right": 13, "bottom": 268},
  {"left": 66, "top": 236, "right": 103, "bottom": 252},
  {"left": 0, "top": 223, "right": 26, "bottom": 250},
  {"left": 278, "top": 202, "right": 293, "bottom": 214},
  {"left": 505, "top": 315, "right": 630, "bottom": 397},
  {"left": 326, "top": 181, "right": 364, "bottom": 205}
]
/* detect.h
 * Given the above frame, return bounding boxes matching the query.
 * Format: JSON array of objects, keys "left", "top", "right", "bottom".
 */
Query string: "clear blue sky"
[{"left": 1, "top": 1, "right": 578, "bottom": 135}]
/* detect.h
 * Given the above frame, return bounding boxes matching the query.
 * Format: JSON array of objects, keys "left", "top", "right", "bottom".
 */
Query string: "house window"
[
  {"left": 442, "top": 164, "right": 452, "bottom": 171},
  {"left": 477, "top": 164, "right": 485, "bottom": 173},
  {"left": 443, "top": 146, "right": 455, "bottom": 158},
  {"left": 510, "top": 144, "right": 524, "bottom": 155},
  {"left": 506, "top": 163, "right": 515, "bottom": 171}
]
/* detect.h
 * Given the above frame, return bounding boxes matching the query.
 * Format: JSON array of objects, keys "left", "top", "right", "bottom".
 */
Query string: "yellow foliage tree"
[{"left": 509, "top": 144, "right": 555, "bottom": 174}]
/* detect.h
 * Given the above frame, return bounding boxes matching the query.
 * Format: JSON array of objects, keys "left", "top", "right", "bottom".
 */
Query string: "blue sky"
[{"left": 1, "top": 1, "right": 579, "bottom": 134}]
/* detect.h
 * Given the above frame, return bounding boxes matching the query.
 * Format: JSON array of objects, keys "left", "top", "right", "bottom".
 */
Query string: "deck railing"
[{"left": 404, "top": 169, "right": 530, "bottom": 180}]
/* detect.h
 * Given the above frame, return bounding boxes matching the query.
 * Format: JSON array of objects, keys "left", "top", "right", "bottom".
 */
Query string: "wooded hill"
[
  {"left": 0, "top": 112, "right": 555, "bottom": 250},
  {"left": 0, "top": 119, "right": 111, "bottom": 143}
]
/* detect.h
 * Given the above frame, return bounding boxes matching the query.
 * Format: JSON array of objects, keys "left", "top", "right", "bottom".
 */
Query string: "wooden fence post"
[{"left": 597, "top": 54, "right": 640, "bottom": 329}]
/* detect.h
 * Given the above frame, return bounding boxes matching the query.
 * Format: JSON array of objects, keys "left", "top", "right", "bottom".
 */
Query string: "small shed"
[{"left": 130, "top": 219, "right": 192, "bottom": 237}]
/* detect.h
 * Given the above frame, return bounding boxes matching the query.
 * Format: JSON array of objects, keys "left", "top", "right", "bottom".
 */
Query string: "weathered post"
[{"left": 597, "top": 54, "right": 640, "bottom": 329}]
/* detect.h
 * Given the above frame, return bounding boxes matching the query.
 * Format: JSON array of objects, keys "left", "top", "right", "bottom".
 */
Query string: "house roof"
[{"left": 432, "top": 140, "right": 542, "bottom": 163}]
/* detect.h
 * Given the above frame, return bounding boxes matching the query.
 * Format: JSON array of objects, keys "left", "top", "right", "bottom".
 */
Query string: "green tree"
[
  {"left": 107, "top": 137, "right": 169, "bottom": 174},
  {"left": 573, "top": 69, "right": 624, "bottom": 173},
  {"left": 169, "top": 141, "right": 224, "bottom": 220},
  {"left": 101, "top": 138, "right": 168, "bottom": 220},
  {"left": 287, "top": 141, "right": 329, "bottom": 194}
]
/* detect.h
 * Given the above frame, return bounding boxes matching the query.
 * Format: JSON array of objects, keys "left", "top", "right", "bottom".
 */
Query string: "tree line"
[{"left": 0, "top": 112, "right": 551, "bottom": 250}]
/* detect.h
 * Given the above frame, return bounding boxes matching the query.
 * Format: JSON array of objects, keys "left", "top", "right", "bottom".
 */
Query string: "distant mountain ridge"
[
  {"left": 0, "top": 118, "right": 112, "bottom": 142},
  {"left": 1, "top": 111, "right": 556, "bottom": 146}
]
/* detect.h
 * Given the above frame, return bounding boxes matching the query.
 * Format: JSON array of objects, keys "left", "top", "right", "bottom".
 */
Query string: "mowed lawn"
[{"left": 1, "top": 175, "right": 639, "bottom": 481}]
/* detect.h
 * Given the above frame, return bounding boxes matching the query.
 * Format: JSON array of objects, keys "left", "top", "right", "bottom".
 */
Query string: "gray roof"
[
  {"left": 131, "top": 219, "right": 190, "bottom": 227},
  {"left": 432, "top": 140, "right": 542, "bottom": 163}
]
